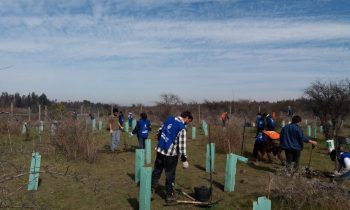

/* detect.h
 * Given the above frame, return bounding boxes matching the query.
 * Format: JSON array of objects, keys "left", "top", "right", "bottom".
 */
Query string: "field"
[{"left": 1, "top": 118, "right": 350, "bottom": 210}]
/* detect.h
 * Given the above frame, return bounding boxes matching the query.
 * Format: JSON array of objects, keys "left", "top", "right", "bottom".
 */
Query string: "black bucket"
[{"left": 194, "top": 186, "right": 211, "bottom": 202}]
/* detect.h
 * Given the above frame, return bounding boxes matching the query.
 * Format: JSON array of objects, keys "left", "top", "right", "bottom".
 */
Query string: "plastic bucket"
[
  {"left": 194, "top": 186, "right": 211, "bottom": 202},
  {"left": 326, "top": 140, "right": 335, "bottom": 152}
]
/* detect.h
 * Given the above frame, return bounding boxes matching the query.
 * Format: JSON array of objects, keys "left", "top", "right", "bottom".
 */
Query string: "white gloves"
[{"left": 182, "top": 161, "right": 189, "bottom": 169}]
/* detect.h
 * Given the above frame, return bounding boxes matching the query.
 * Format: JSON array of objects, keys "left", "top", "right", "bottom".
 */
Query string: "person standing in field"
[
  {"left": 221, "top": 111, "right": 229, "bottom": 127},
  {"left": 265, "top": 113, "right": 275, "bottom": 131},
  {"left": 280, "top": 115, "right": 317, "bottom": 173},
  {"left": 132, "top": 112, "right": 152, "bottom": 149},
  {"left": 128, "top": 111, "right": 133, "bottom": 128},
  {"left": 109, "top": 108, "right": 124, "bottom": 152},
  {"left": 119, "top": 111, "right": 124, "bottom": 127},
  {"left": 151, "top": 111, "right": 193, "bottom": 203},
  {"left": 256, "top": 112, "right": 265, "bottom": 135}
]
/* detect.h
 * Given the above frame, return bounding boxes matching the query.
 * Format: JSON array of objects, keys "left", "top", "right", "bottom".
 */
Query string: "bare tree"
[
  {"left": 156, "top": 93, "right": 183, "bottom": 120},
  {"left": 304, "top": 78, "right": 350, "bottom": 139}
]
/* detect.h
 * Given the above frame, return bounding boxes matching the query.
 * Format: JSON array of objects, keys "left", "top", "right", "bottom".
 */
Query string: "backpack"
[
  {"left": 158, "top": 116, "right": 185, "bottom": 151},
  {"left": 138, "top": 119, "right": 150, "bottom": 139}
]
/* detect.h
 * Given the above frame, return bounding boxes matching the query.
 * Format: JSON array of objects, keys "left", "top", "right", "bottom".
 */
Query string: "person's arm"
[
  {"left": 178, "top": 129, "right": 187, "bottom": 161},
  {"left": 132, "top": 121, "right": 139, "bottom": 135},
  {"left": 109, "top": 117, "right": 113, "bottom": 133}
]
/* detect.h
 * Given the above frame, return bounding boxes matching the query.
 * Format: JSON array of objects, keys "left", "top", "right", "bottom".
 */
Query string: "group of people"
[
  {"left": 253, "top": 113, "right": 318, "bottom": 174},
  {"left": 109, "top": 109, "right": 152, "bottom": 151}
]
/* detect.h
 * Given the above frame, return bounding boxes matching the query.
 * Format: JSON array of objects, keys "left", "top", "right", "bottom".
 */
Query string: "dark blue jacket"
[{"left": 280, "top": 123, "right": 309, "bottom": 150}]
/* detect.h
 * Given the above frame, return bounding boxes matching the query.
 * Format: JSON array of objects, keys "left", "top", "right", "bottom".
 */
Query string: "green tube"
[
  {"left": 135, "top": 149, "right": 145, "bottom": 184},
  {"left": 307, "top": 125, "right": 311, "bottom": 137},
  {"left": 206, "top": 143, "right": 215, "bottom": 173},
  {"left": 145, "top": 139, "right": 151, "bottom": 165},
  {"left": 139, "top": 167, "right": 152, "bottom": 210},
  {"left": 191, "top": 127, "right": 196, "bottom": 140}
]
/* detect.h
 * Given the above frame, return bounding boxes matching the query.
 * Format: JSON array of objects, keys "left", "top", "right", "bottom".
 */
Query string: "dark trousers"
[
  {"left": 151, "top": 152, "right": 178, "bottom": 196},
  {"left": 253, "top": 141, "right": 266, "bottom": 160},
  {"left": 284, "top": 149, "right": 301, "bottom": 169}
]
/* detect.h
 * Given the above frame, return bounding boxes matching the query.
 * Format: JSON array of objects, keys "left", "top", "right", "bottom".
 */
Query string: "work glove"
[
  {"left": 110, "top": 129, "right": 113, "bottom": 134},
  {"left": 182, "top": 161, "right": 189, "bottom": 169}
]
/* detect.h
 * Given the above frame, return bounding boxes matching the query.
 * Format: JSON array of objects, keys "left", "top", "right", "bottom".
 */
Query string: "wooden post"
[
  {"left": 139, "top": 167, "right": 152, "bottom": 210},
  {"left": 135, "top": 149, "right": 145, "bottom": 184},
  {"left": 111, "top": 104, "right": 113, "bottom": 115},
  {"left": 44, "top": 106, "right": 47, "bottom": 122},
  {"left": 191, "top": 127, "right": 196, "bottom": 140},
  {"left": 253, "top": 196, "right": 271, "bottom": 210},
  {"left": 206, "top": 143, "right": 215, "bottom": 173},
  {"left": 10, "top": 102, "right": 13, "bottom": 116},
  {"left": 80, "top": 105, "right": 83, "bottom": 117},
  {"left": 145, "top": 139, "right": 151, "bottom": 165},
  {"left": 140, "top": 104, "right": 143, "bottom": 113},
  {"left": 198, "top": 104, "right": 201, "bottom": 125},
  {"left": 28, "top": 107, "right": 31, "bottom": 122},
  {"left": 28, "top": 152, "right": 41, "bottom": 191},
  {"left": 38, "top": 104, "right": 41, "bottom": 122},
  {"left": 224, "top": 153, "right": 248, "bottom": 192}
]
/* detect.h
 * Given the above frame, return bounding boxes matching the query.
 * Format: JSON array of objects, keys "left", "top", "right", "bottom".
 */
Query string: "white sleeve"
[{"left": 344, "top": 157, "right": 350, "bottom": 170}]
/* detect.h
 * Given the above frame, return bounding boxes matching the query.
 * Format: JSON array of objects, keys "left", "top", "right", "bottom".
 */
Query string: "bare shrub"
[
  {"left": 0, "top": 117, "right": 21, "bottom": 137},
  {"left": 272, "top": 176, "right": 350, "bottom": 210},
  {"left": 211, "top": 118, "right": 243, "bottom": 154},
  {"left": 51, "top": 119, "right": 98, "bottom": 163}
]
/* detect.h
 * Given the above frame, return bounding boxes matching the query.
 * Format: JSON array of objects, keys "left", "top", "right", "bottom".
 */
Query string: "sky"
[{"left": 0, "top": 0, "right": 350, "bottom": 105}]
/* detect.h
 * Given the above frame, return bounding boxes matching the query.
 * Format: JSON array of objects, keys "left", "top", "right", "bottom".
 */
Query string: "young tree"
[{"left": 304, "top": 78, "right": 350, "bottom": 139}]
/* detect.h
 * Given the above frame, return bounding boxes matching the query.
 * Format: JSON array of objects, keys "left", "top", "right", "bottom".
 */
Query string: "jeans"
[
  {"left": 151, "top": 152, "right": 178, "bottom": 196},
  {"left": 284, "top": 149, "right": 301, "bottom": 170},
  {"left": 111, "top": 130, "right": 121, "bottom": 151},
  {"left": 138, "top": 136, "right": 147, "bottom": 149}
]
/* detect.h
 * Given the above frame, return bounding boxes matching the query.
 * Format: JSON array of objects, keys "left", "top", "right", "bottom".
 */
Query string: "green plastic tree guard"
[
  {"left": 253, "top": 196, "right": 271, "bottom": 210},
  {"left": 28, "top": 152, "right": 41, "bottom": 191},
  {"left": 202, "top": 120, "right": 208, "bottom": 136},
  {"left": 145, "top": 139, "right": 151, "bottom": 165},
  {"left": 206, "top": 143, "right": 215, "bottom": 173},
  {"left": 224, "top": 153, "right": 248, "bottom": 192},
  {"left": 313, "top": 127, "right": 317, "bottom": 138},
  {"left": 98, "top": 120, "right": 103, "bottom": 131},
  {"left": 192, "top": 126, "right": 196, "bottom": 140},
  {"left": 21, "top": 122, "right": 27, "bottom": 135},
  {"left": 92, "top": 119, "right": 96, "bottom": 131},
  {"left": 39, "top": 121, "right": 44, "bottom": 133},
  {"left": 135, "top": 149, "right": 145, "bottom": 184},
  {"left": 139, "top": 167, "right": 152, "bottom": 210},
  {"left": 307, "top": 125, "right": 311, "bottom": 137},
  {"left": 124, "top": 122, "right": 129, "bottom": 133},
  {"left": 132, "top": 119, "right": 137, "bottom": 130}
]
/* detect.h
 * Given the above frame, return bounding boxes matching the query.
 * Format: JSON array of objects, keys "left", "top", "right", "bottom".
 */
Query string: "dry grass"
[
  {"left": 51, "top": 119, "right": 98, "bottom": 163},
  {"left": 271, "top": 174, "right": 350, "bottom": 210}
]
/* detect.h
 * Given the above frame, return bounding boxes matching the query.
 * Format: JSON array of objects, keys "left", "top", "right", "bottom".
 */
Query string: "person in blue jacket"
[
  {"left": 280, "top": 115, "right": 317, "bottom": 172},
  {"left": 128, "top": 111, "right": 133, "bottom": 128},
  {"left": 132, "top": 112, "right": 151, "bottom": 149},
  {"left": 256, "top": 113, "right": 265, "bottom": 135},
  {"left": 151, "top": 111, "right": 193, "bottom": 203},
  {"left": 265, "top": 113, "right": 275, "bottom": 131}
]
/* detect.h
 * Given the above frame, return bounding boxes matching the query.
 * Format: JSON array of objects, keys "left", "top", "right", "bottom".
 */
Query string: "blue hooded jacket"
[{"left": 280, "top": 123, "right": 309, "bottom": 150}]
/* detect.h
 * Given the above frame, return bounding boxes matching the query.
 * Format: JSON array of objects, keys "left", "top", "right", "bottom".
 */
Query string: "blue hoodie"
[{"left": 280, "top": 123, "right": 309, "bottom": 150}]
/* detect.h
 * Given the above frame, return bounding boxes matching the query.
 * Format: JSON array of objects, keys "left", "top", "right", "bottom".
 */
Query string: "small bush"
[
  {"left": 51, "top": 119, "right": 98, "bottom": 163},
  {"left": 211, "top": 118, "right": 243, "bottom": 154},
  {"left": 272, "top": 176, "right": 350, "bottom": 210}
]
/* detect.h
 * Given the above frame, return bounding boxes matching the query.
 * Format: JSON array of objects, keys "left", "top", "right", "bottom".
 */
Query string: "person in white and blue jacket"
[
  {"left": 132, "top": 112, "right": 151, "bottom": 149},
  {"left": 151, "top": 111, "right": 193, "bottom": 203},
  {"left": 330, "top": 149, "right": 350, "bottom": 181}
]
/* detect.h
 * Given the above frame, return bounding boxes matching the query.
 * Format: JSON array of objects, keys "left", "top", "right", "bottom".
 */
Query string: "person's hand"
[
  {"left": 182, "top": 161, "right": 189, "bottom": 169},
  {"left": 110, "top": 129, "right": 113, "bottom": 134}
]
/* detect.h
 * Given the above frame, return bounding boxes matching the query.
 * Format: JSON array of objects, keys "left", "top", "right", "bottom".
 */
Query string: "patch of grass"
[{"left": 1, "top": 122, "right": 350, "bottom": 209}]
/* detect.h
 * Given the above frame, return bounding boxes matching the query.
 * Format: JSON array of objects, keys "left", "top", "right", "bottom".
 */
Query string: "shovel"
[{"left": 306, "top": 144, "right": 315, "bottom": 172}]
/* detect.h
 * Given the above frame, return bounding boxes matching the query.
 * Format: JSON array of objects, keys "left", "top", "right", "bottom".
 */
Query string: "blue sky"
[{"left": 0, "top": 0, "right": 350, "bottom": 105}]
